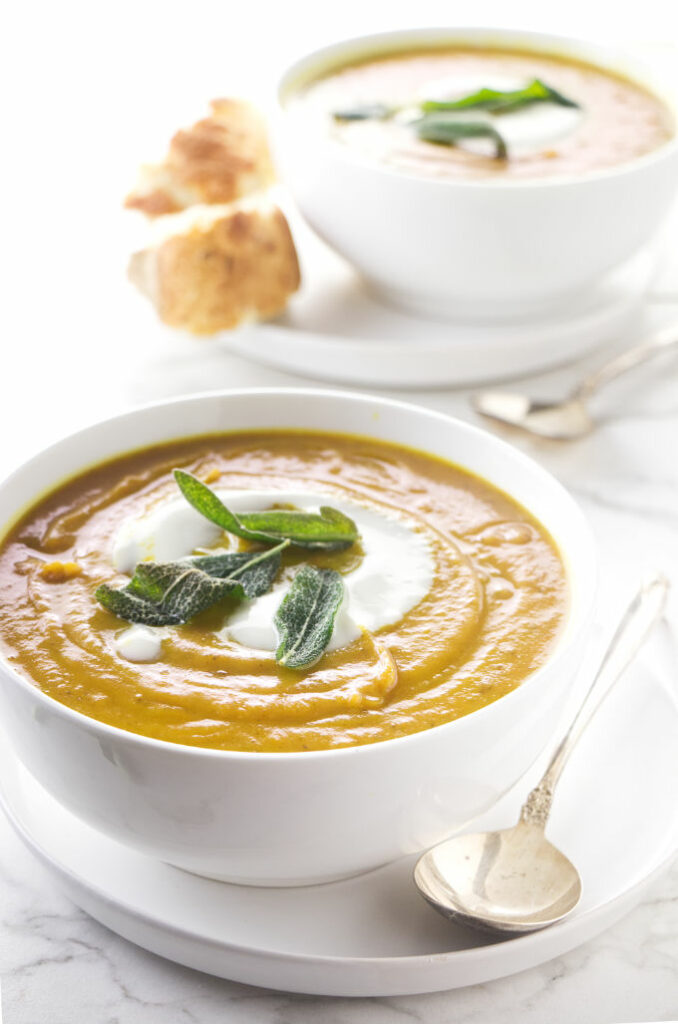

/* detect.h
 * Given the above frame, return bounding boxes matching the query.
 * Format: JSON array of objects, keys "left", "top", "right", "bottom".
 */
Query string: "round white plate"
[
  {"left": 2, "top": 624, "right": 677, "bottom": 997},
  {"left": 220, "top": 212, "right": 657, "bottom": 390}
]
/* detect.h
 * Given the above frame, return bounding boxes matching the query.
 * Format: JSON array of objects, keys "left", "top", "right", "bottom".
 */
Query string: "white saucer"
[
  {"left": 221, "top": 214, "right": 657, "bottom": 390},
  {"left": 2, "top": 624, "right": 677, "bottom": 997}
]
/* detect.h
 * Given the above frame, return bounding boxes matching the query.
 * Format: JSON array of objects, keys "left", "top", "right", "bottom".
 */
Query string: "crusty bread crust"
[
  {"left": 125, "top": 99, "right": 275, "bottom": 216},
  {"left": 129, "top": 202, "right": 301, "bottom": 334}
]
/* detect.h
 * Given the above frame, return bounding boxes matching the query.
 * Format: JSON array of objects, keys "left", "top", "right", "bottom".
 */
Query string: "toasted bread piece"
[
  {"left": 125, "top": 99, "right": 275, "bottom": 216},
  {"left": 129, "top": 200, "right": 301, "bottom": 334}
]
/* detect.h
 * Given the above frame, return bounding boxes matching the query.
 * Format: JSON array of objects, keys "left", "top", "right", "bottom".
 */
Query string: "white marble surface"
[{"left": 2, "top": 1, "right": 678, "bottom": 1020}]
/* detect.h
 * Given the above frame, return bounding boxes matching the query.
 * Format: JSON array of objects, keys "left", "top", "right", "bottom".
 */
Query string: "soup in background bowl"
[
  {"left": 275, "top": 28, "right": 678, "bottom": 320},
  {"left": 0, "top": 389, "right": 595, "bottom": 884},
  {"left": 289, "top": 46, "right": 673, "bottom": 182}
]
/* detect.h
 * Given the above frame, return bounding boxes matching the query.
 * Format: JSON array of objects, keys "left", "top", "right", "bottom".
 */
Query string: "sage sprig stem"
[{"left": 333, "top": 103, "right": 395, "bottom": 121}]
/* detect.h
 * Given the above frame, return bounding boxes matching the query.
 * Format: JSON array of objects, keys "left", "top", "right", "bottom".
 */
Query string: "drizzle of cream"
[
  {"left": 111, "top": 489, "right": 435, "bottom": 660},
  {"left": 114, "top": 624, "right": 164, "bottom": 663}
]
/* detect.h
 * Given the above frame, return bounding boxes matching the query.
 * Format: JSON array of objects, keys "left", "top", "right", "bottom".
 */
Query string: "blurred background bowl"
[{"left": 276, "top": 28, "right": 678, "bottom": 321}]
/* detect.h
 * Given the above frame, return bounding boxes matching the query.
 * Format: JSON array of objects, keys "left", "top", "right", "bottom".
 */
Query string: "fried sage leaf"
[
  {"left": 96, "top": 543, "right": 286, "bottom": 625},
  {"left": 174, "top": 470, "right": 358, "bottom": 551},
  {"left": 189, "top": 544, "right": 288, "bottom": 599},
  {"left": 274, "top": 565, "right": 345, "bottom": 669},
  {"left": 421, "top": 78, "right": 579, "bottom": 116},
  {"left": 97, "top": 566, "right": 237, "bottom": 626},
  {"left": 332, "top": 103, "right": 394, "bottom": 121},
  {"left": 415, "top": 116, "right": 508, "bottom": 160}
]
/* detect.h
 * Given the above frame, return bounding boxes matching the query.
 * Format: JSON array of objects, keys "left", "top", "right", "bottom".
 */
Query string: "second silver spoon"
[{"left": 473, "top": 323, "right": 678, "bottom": 439}]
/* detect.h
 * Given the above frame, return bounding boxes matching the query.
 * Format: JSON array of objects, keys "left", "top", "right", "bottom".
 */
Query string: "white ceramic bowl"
[
  {"left": 0, "top": 389, "right": 596, "bottom": 885},
  {"left": 275, "top": 28, "right": 678, "bottom": 321}
]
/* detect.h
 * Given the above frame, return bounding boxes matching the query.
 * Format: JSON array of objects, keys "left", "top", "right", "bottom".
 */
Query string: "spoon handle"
[
  {"left": 520, "top": 573, "right": 669, "bottom": 828},
  {"left": 574, "top": 324, "right": 678, "bottom": 402}
]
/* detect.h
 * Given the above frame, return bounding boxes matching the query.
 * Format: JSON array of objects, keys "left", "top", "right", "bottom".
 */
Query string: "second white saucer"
[{"left": 222, "top": 216, "right": 657, "bottom": 389}]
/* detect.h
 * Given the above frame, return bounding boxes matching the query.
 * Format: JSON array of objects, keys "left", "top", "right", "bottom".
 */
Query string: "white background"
[{"left": 2, "top": 2, "right": 678, "bottom": 1021}]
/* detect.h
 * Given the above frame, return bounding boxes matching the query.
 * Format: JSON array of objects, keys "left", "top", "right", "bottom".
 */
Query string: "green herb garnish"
[
  {"left": 96, "top": 543, "right": 286, "bottom": 626},
  {"left": 174, "top": 470, "right": 358, "bottom": 551},
  {"left": 187, "top": 545, "right": 288, "bottom": 599},
  {"left": 274, "top": 565, "right": 345, "bottom": 669},
  {"left": 330, "top": 78, "right": 578, "bottom": 162},
  {"left": 415, "top": 116, "right": 508, "bottom": 160},
  {"left": 333, "top": 103, "right": 394, "bottom": 121},
  {"left": 421, "top": 78, "right": 578, "bottom": 116}
]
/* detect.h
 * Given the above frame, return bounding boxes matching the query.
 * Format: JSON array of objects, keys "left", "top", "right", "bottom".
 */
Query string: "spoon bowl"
[
  {"left": 415, "top": 821, "right": 581, "bottom": 934},
  {"left": 472, "top": 392, "right": 593, "bottom": 440}
]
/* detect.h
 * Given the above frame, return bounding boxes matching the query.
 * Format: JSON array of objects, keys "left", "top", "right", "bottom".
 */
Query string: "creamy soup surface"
[
  {"left": 289, "top": 47, "right": 673, "bottom": 180},
  {"left": 0, "top": 432, "right": 567, "bottom": 752}
]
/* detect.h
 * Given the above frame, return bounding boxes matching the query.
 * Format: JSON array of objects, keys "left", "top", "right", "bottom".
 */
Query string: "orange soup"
[
  {"left": 289, "top": 46, "right": 673, "bottom": 180},
  {"left": 0, "top": 432, "right": 567, "bottom": 752}
]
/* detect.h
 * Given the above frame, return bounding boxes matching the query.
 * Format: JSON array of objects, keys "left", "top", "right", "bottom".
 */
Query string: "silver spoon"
[
  {"left": 473, "top": 323, "right": 678, "bottom": 440},
  {"left": 414, "top": 573, "right": 669, "bottom": 934}
]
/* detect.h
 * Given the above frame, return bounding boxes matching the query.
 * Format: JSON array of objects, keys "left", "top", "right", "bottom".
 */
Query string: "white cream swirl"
[{"left": 111, "top": 489, "right": 435, "bottom": 661}]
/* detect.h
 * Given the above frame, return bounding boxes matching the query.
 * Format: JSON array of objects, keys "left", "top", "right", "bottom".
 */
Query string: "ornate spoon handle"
[
  {"left": 575, "top": 324, "right": 678, "bottom": 402},
  {"left": 521, "top": 573, "right": 669, "bottom": 828}
]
